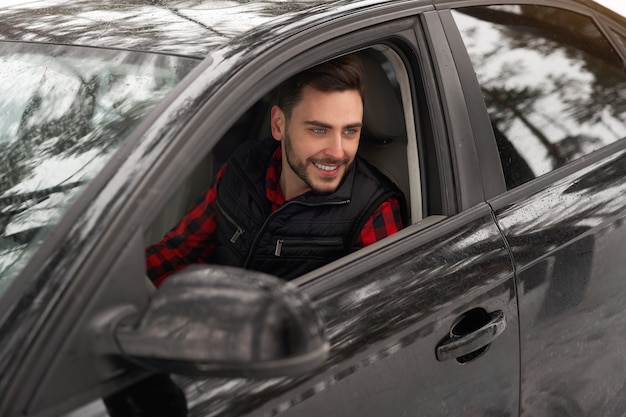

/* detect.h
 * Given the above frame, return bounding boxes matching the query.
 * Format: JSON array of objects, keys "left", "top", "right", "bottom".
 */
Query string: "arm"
[
  {"left": 355, "top": 197, "right": 403, "bottom": 248},
  {"left": 145, "top": 164, "right": 226, "bottom": 287}
]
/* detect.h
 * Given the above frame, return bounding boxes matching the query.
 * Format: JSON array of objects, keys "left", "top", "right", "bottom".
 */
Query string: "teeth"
[{"left": 314, "top": 163, "right": 337, "bottom": 171}]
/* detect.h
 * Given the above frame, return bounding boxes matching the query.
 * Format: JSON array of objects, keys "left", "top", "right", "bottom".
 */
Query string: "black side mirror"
[{"left": 112, "top": 265, "right": 328, "bottom": 378}]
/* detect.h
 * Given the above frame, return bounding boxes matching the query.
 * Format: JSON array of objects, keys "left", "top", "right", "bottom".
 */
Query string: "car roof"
[
  {"left": 0, "top": 0, "right": 396, "bottom": 57},
  {"left": 0, "top": 0, "right": 620, "bottom": 59}
]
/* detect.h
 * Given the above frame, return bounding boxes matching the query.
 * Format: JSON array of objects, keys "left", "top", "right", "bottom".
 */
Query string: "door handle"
[{"left": 436, "top": 309, "right": 506, "bottom": 363}]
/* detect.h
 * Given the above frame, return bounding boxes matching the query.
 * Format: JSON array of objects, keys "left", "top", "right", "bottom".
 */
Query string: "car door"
[
  {"left": 166, "top": 8, "right": 521, "bottom": 417},
  {"left": 444, "top": 1, "right": 626, "bottom": 414}
]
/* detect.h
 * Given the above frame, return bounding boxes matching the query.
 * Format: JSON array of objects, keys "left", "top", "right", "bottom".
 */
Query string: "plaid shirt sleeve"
[
  {"left": 355, "top": 197, "right": 404, "bottom": 248},
  {"left": 145, "top": 164, "right": 227, "bottom": 287}
]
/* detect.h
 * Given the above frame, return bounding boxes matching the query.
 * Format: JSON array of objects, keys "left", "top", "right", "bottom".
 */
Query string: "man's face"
[{"left": 271, "top": 85, "right": 363, "bottom": 200}]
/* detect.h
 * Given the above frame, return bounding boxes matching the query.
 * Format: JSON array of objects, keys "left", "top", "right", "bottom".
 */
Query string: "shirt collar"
[
  {"left": 265, "top": 146, "right": 285, "bottom": 209},
  {"left": 265, "top": 144, "right": 356, "bottom": 208}
]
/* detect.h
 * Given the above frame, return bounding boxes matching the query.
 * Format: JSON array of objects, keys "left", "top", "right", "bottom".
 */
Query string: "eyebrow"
[{"left": 303, "top": 120, "right": 363, "bottom": 129}]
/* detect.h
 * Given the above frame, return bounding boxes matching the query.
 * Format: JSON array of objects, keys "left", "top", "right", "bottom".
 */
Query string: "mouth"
[{"left": 313, "top": 162, "right": 340, "bottom": 172}]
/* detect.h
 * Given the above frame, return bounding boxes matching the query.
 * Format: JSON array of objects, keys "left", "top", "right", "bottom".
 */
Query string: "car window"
[
  {"left": 451, "top": 5, "right": 626, "bottom": 189},
  {"left": 143, "top": 45, "right": 432, "bottom": 282},
  {"left": 0, "top": 43, "right": 199, "bottom": 295}
]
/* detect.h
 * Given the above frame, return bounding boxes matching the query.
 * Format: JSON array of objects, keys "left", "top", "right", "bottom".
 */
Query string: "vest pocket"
[
  {"left": 274, "top": 237, "right": 344, "bottom": 257},
  {"left": 216, "top": 202, "right": 245, "bottom": 243}
]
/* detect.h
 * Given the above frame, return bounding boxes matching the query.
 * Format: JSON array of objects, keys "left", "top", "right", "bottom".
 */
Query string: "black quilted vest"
[{"left": 212, "top": 139, "right": 405, "bottom": 280}]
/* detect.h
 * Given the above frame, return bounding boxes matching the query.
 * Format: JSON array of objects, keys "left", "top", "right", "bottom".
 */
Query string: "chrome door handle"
[{"left": 436, "top": 309, "right": 506, "bottom": 363}]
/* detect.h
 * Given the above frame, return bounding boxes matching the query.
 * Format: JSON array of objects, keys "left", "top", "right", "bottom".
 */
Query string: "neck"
[{"left": 280, "top": 172, "right": 308, "bottom": 201}]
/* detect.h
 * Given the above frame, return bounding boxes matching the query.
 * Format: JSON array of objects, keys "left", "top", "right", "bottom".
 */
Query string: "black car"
[{"left": 1, "top": 0, "right": 626, "bottom": 416}]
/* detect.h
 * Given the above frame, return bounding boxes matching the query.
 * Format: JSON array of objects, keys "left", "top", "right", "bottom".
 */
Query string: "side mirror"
[{"left": 113, "top": 266, "right": 328, "bottom": 378}]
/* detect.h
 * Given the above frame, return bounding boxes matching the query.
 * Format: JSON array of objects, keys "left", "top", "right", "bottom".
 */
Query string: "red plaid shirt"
[{"left": 146, "top": 147, "right": 403, "bottom": 286}]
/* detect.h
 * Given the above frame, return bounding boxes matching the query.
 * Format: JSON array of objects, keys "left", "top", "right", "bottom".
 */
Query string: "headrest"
[{"left": 359, "top": 51, "right": 406, "bottom": 142}]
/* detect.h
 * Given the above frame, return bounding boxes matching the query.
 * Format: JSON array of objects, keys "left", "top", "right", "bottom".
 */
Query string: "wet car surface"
[{"left": 0, "top": 1, "right": 625, "bottom": 416}]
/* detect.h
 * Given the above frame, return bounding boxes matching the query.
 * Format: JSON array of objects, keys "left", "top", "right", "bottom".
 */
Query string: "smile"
[{"left": 314, "top": 162, "right": 339, "bottom": 172}]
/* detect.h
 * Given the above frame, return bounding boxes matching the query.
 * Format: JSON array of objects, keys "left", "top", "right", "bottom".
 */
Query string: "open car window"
[
  {"left": 0, "top": 43, "right": 199, "bottom": 295},
  {"left": 143, "top": 44, "right": 433, "bottom": 278}
]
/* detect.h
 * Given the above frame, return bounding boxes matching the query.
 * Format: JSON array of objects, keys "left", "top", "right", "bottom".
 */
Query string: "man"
[{"left": 145, "top": 54, "right": 405, "bottom": 286}]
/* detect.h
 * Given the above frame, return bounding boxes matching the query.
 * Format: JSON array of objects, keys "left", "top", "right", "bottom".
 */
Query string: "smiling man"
[{"left": 145, "top": 54, "right": 405, "bottom": 285}]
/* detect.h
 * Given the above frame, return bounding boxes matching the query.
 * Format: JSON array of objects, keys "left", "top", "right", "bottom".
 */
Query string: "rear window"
[{"left": 452, "top": 5, "right": 626, "bottom": 189}]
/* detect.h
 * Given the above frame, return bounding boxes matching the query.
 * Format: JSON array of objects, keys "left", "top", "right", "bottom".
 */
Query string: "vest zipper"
[
  {"left": 230, "top": 227, "right": 244, "bottom": 244},
  {"left": 275, "top": 239, "right": 283, "bottom": 256},
  {"left": 216, "top": 201, "right": 245, "bottom": 243},
  {"left": 244, "top": 198, "right": 350, "bottom": 267}
]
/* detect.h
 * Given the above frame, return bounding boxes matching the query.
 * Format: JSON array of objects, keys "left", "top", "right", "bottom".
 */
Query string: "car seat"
[{"left": 357, "top": 49, "right": 412, "bottom": 224}]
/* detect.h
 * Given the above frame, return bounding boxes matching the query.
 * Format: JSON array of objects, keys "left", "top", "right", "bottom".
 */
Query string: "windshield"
[{"left": 0, "top": 43, "right": 199, "bottom": 295}]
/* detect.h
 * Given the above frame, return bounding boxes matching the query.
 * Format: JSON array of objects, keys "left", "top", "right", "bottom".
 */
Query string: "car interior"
[{"left": 145, "top": 45, "right": 431, "bottom": 249}]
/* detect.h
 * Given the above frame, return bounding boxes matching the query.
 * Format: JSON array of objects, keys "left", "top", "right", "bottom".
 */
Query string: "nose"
[{"left": 324, "top": 133, "right": 344, "bottom": 160}]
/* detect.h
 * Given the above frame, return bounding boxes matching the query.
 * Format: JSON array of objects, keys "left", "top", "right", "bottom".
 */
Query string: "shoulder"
[
  {"left": 225, "top": 138, "right": 277, "bottom": 174},
  {"left": 353, "top": 155, "right": 407, "bottom": 225}
]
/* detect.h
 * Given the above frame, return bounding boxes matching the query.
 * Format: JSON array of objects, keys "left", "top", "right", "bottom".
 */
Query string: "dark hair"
[{"left": 275, "top": 54, "right": 363, "bottom": 120}]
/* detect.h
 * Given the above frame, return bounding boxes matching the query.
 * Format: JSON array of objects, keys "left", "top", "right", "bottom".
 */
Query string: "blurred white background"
[{"left": 594, "top": 0, "right": 626, "bottom": 17}]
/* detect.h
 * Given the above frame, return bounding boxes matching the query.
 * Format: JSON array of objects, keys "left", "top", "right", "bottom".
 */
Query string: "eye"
[
  {"left": 312, "top": 128, "right": 326, "bottom": 134},
  {"left": 344, "top": 128, "right": 358, "bottom": 135}
]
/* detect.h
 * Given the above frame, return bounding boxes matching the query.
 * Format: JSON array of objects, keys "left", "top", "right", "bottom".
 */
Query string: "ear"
[{"left": 271, "top": 105, "right": 286, "bottom": 142}]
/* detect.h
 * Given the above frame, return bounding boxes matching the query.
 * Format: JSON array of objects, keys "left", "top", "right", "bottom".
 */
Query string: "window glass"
[
  {"left": 452, "top": 6, "right": 626, "bottom": 189},
  {"left": 0, "top": 43, "right": 199, "bottom": 295}
]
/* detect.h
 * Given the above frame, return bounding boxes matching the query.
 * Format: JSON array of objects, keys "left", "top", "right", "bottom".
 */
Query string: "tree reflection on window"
[
  {"left": 452, "top": 5, "right": 626, "bottom": 189},
  {"left": 0, "top": 43, "right": 198, "bottom": 293}
]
